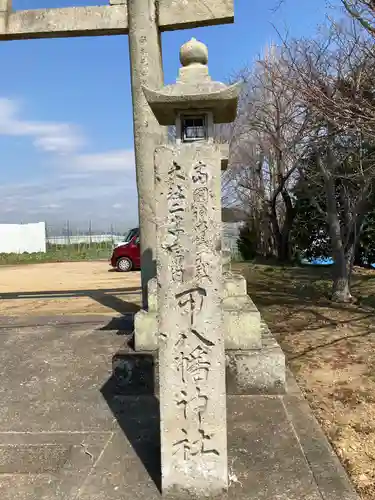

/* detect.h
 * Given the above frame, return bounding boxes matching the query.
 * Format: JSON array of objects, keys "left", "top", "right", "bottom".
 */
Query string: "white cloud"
[
  {"left": 0, "top": 97, "right": 135, "bottom": 174},
  {"left": 71, "top": 149, "right": 135, "bottom": 172},
  {"left": 0, "top": 98, "right": 85, "bottom": 155},
  {"left": 40, "top": 204, "right": 61, "bottom": 210},
  {"left": 0, "top": 170, "right": 138, "bottom": 228},
  {"left": 0, "top": 97, "right": 139, "bottom": 228}
]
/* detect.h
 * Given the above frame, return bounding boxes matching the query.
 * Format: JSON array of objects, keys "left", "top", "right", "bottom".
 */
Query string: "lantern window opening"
[{"left": 181, "top": 114, "right": 207, "bottom": 143}]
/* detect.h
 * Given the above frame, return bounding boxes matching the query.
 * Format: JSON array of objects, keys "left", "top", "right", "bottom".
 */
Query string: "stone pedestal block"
[
  {"left": 134, "top": 278, "right": 158, "bottom": 352},
  {"left": 226, "top": 322, "right": 286, "bottom": 395},
  {"left": 222, "top": 248, "right": 232, "bottom": 272},
  {"left": 222, "top": 271, "right": 262, "bottom": 350},
  {"left": 134, "top": 272, "right": 262, "bottom": 352},
  {"left": 223, "top": 271, "right": 247, "bottom": 297},
  {"left": 223, "top": 296, "right": 262, "bottom": 350},
  {"left": 146, "top": 277, "right": 158, "bottom": 311},
  {"left": 112, "top": 351, "right": 158, "bottom": 395},
  {"left": 112, "top": 322, "right": 286, "bottom": 397},
  {"left": 134, "top": 310, "right": 158, "bottom": 352}
]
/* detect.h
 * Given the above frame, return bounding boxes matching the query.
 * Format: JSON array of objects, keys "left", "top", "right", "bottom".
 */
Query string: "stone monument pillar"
[{"left": 143, "top": 38, "right": 240, "bottom": 496}]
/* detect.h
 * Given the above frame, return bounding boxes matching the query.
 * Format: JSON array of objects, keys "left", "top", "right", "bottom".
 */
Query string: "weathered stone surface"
[
  {"left": 159, "top": 0, "right": 233, "bottom": 31},
  {"left": 223, "top": 296, "right": 261, "bottom": 350},
  {"left": 222, "top": 271, "right": 262, "bottom": 350},
  {"left": 134, "top": 278, "right": 158, "bottom": 351},
  {"left": 147, "top": 277, "right": 158, "bottom": 312},
  {"left": 226, "top": 322, "right": 286, "bottom": 395},
  {"left": 128, "top": 0, "right": 167, "bottom": 308},
  {"left": 143, "top": 39, "right": 241, "bottom": 126},
  {"left": 136, "top": 305, "right": 263, "bottom": 353},
  {"left": 220, "top": 142, "right": 230, "bottom": 171},
  {"left": 112, "top": 351, "right": 157, "bottom": 395},
  {"left": 116, "top": 321, "right": 285, "bottom": 397},
  {"left": 1, "top": 5, "right": 127, "bottom": 39},
  {"left": 155, "top": 143, "right": 228, "bottom": 495},
  {"left": 222, "top": 249, "right": 232, "bottom": 271},
  {"left": 114, "top": 332, "right": 285, "bottom": 397},
  {"left": 134, "top": 309, "right": 158, "bottom": 351},
  {"left": 223, "top": 272, "right": 247, "bottom": 298},
  {"left": 0, "top": 0, "right": 10, "bottom": 33}
]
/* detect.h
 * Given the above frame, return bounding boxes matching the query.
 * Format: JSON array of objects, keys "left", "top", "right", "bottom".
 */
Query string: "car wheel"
[{"left": 117, "top": 257, "right": 133, "bottom": 272}]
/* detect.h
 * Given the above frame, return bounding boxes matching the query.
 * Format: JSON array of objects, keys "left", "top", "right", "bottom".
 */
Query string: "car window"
[
  {"left": 124, "top": 228, "right": 139, "bottom": 242},
  {"left": 135, "top": 237, "right": 140, "bottom": 245}
]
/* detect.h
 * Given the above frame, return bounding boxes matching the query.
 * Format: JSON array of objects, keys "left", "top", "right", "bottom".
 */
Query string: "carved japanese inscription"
[
  {"left": 172, "top": 284, "right": 219, "bottom": 461},
  {"left": 161, "top": 161, "right": 186, "bottom": 283},
  {"left": 175, "top": 345, "right": 210, "bottom": 384},
  {"left": 192, "top": 161, "right": 211, "bottom": 281},
  {"left": 155, "top": 144, "right": 227, "bottom": 493}
]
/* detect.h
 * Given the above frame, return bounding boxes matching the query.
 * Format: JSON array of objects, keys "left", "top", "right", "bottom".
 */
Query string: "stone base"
[
  {"left": 112, "top": 351, "right": 158, "bottom": 396},
  {"left": 132, "top": 271, "right": 284, "bottom": 394},
  {"left": 113, "top": 323, "right": 285, "bottom": 396},
  {"left": 134, "top": 307, "right": 262, "bottom": 352},
  {"left": 223, "top": 295, "right": 261, "bottom": 350},
  {"left": 134, "top": 272, "right": 262, "bottom": 351},
  {"left": 134, "top": 277, "right": 158, "bottom": 352},
  {"left": 226, "top": 322, "right": 285, "bottom": 395},
  {"left": 134, "top": 309, "right": 157, "bottom": 352}
]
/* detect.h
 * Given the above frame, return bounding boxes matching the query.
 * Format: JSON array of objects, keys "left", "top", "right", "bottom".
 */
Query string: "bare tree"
[
  {"left": 268, "top": 21, "right": 375, "bottom": 301},
  {"left": 342, "top": 0, "right": 375, "bottom": 35},
  {"left": 226, "top": 46, "right": 311, "bottom": 261}
]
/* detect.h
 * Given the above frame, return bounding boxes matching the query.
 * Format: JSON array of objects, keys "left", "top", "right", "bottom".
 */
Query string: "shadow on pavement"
[
  {"left": 100, "top": 345, "right": 161, "bottom": 491},
  {"left": 0, "top": 286, "right": 142, "bottom": 315},
  {"left": 99, "top": 315, "right": 136, "bottom": 334}
]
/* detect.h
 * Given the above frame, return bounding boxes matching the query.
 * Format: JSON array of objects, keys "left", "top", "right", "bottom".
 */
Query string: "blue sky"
[{"left": 0, "top": 0, "right": 339, "bottom": 232}]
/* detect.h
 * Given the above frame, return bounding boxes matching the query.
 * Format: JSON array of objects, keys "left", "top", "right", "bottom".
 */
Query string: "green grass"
[{"left": 0, "top": 242, "right": 113, "bottom": 266}]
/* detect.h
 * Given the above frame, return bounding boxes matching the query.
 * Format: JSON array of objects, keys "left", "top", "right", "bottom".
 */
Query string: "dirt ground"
[
  {"left": 238, "top": 262, "right": 375, "bottom": 500},
  {"left": 0, "top": 261, "right": 141, "bottom": 316}
]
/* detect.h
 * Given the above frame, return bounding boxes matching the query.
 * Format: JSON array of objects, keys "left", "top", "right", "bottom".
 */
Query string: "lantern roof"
[{"left": 142, "top": 38, "right": 240, "bottom": 126}]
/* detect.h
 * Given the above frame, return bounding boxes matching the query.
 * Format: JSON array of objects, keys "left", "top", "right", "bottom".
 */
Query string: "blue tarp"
[
  {"left": 301, "top": 257, "right": 375, "bottom": 268},
  {"left": 300, "top": 257, "right": 333, "bottom": 266},
  {"left": 311, "top": 257, "right": 334, "bottom": 265}
]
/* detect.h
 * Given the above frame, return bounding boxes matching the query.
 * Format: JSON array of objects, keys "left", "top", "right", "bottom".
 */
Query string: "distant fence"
[
  {"left": 46, "top": 234, "right": 125, "bottom": 246},
  {"left": 47, "top": 226, "right": 242, "bottom": 258},
  {"left": 44, "top": 231, "right": 125, "bottom": 260},
  {"left": 0, "top": 222, "right": 46, "bottom": 254},
  {"left": 44, "top": 222, "right": 130, "bottom": 259}
]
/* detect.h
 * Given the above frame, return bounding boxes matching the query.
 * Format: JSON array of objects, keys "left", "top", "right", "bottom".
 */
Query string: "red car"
[{"left": 110, "top": 228, "right": 140, "bottom": 272}]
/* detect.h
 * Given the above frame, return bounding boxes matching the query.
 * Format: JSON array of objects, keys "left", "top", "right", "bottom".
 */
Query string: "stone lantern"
[
  {"left": 142, "top": 38, "right": 240, "bottom": 497},
  {"left": 143, "top": 37, "right": 240, "bottom": 143}
]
